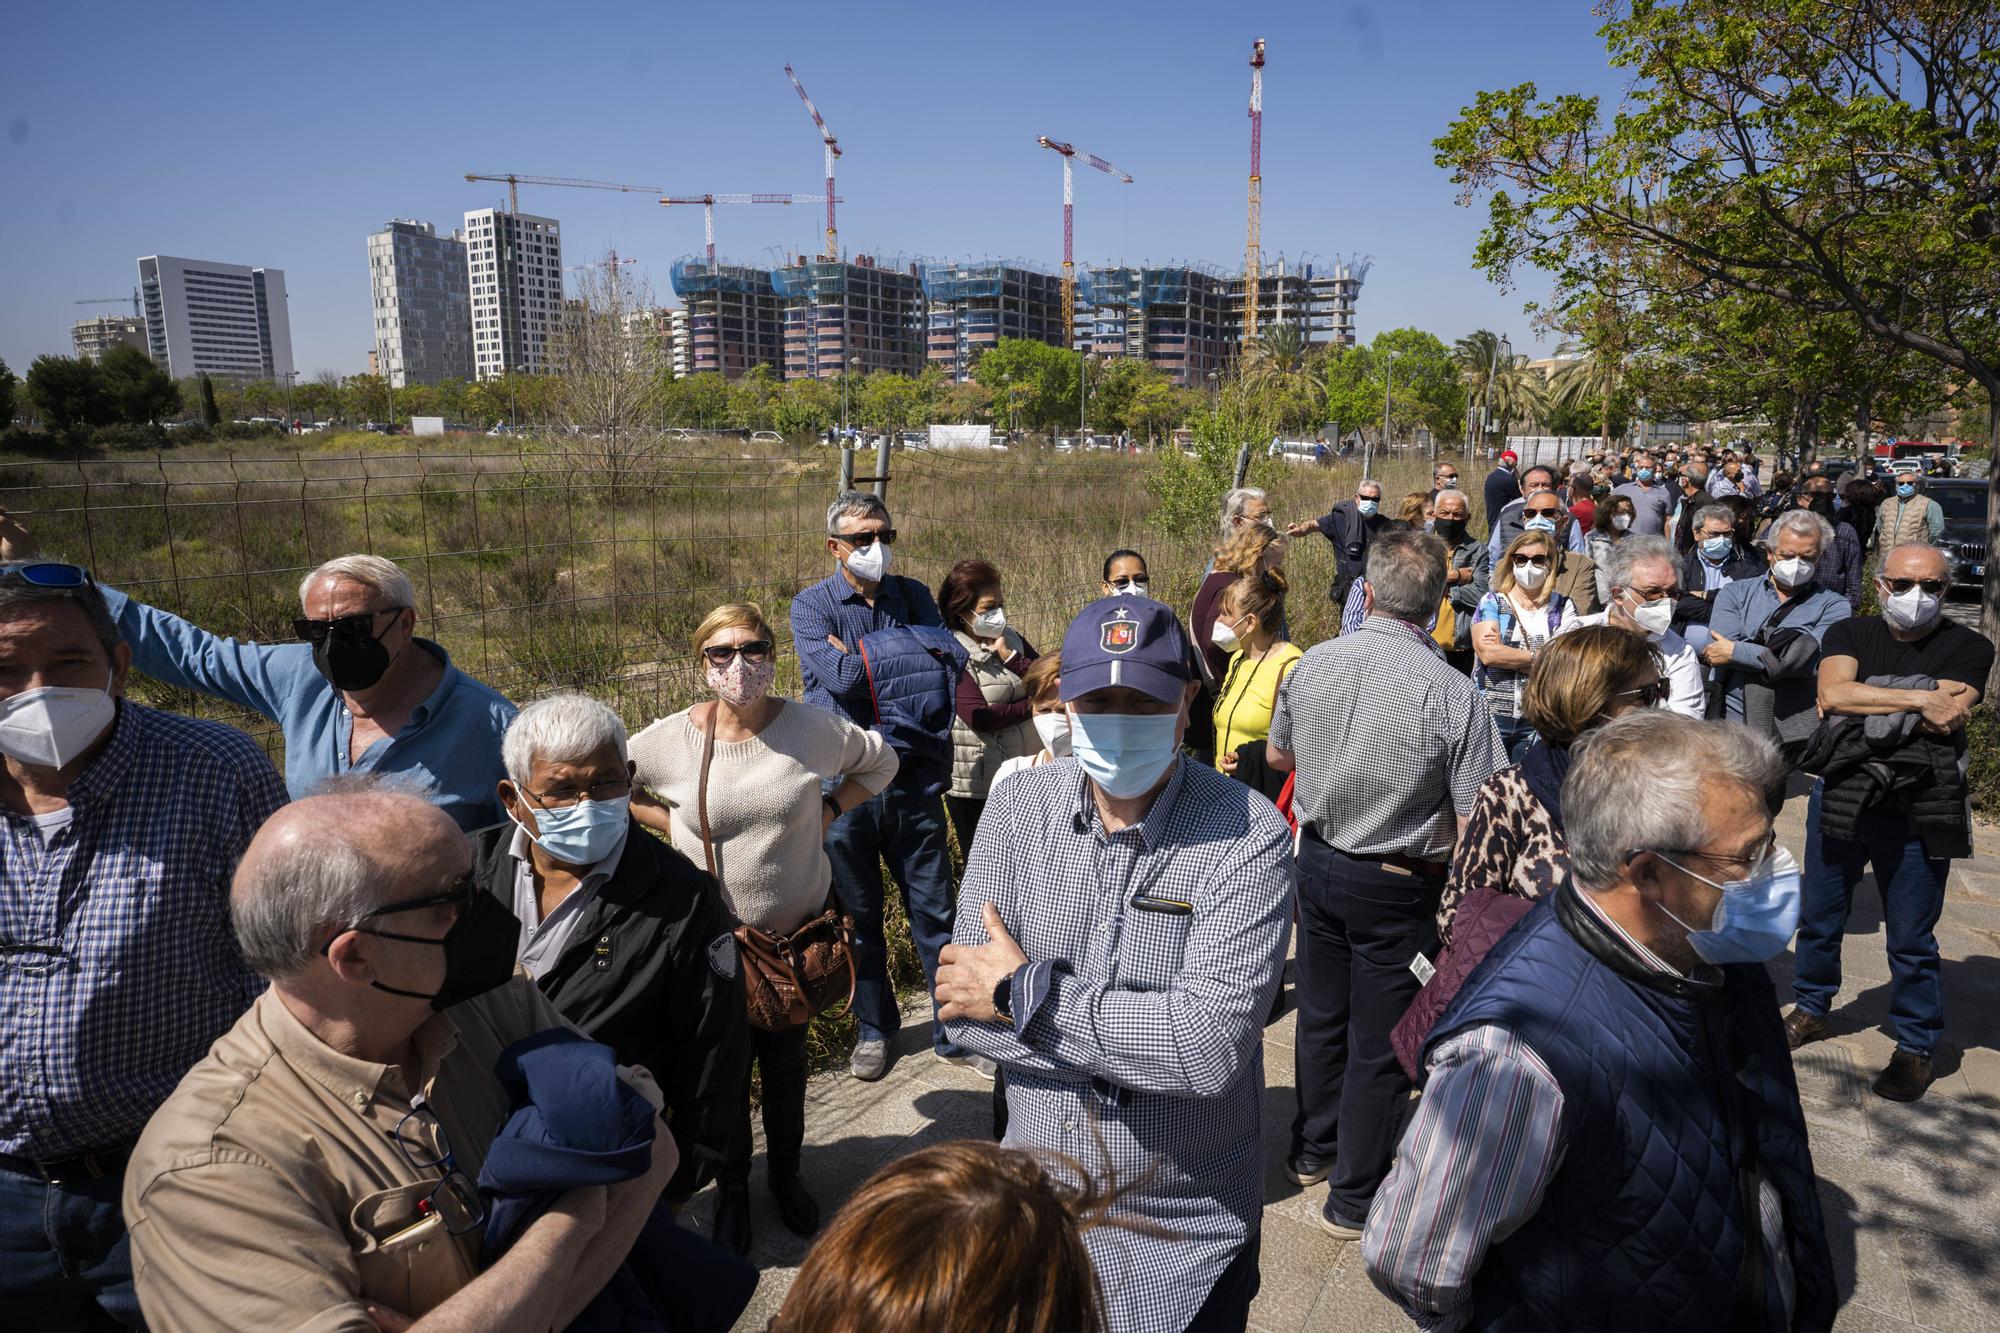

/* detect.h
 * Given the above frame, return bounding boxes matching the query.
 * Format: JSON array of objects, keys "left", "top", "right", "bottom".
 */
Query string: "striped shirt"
[
  {"left": 1272, "top": 616, "right": 1505, "bottom": 861},
  {"left": 946, "top": 757, "right": 1295, "bottom": 1333},
  {"left": 1362, "top": 889, "right": 1795, "bottom": 1332}
]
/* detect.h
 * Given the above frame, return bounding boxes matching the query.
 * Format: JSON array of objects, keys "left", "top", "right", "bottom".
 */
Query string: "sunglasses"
[
  {"left": 1512, "top": 555, "right": 1551, "bottom": 568},
  {"left": 293, "top": 608, "right": 401, "bottom": 645},
  {"left": 1108, "top": 575, "right": 1149, "bottom": 590},
  {"left": 1881, "top": 577, "right": 1947, "bottom": 596},
  {"left": 1619, "top": 680, "right": 1668, "bottom": 707},
  {"left": 0, "top": 561, "right": 91, "bottom": 588},
  {"left": 701, "top": 639, "right": 774, "bottom": 665},
  {"left": 834, "top": 528, "right": 895, "bottom": 549}
]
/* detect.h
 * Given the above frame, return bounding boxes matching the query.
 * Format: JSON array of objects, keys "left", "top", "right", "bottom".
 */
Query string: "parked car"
[
  {"left": 1054, "top": 435, "right": 1080, "bottom": 453},
  {"left": 899, "top": 431, "right": 926, "bottom": 449},
  {"left": 1268, "top": 438, "right": 1327, "bottom": 466},
  {"left": 1929, "top": 478, "right": 1989, "bottom": 594},
  {"left": 749, "top": 430, "right": 785, "bottom": 444}
]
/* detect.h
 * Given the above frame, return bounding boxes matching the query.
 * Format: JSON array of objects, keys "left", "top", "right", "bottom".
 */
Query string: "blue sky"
[{"left": 3, "top": 0, "right": 1628, "bottom": 378}]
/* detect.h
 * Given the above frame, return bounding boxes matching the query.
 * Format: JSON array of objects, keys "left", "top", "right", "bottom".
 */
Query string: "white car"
[{"left": 750, "top": 430, "right": 785, "bottom": 444}]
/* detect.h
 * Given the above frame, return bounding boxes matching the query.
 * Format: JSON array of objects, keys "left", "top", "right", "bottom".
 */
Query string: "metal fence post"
[
  {"left": 873, "top": 434, "right": 892, "bottom": 503},
  {"left": 839, "top": 445, "right": 854, "bottom": 493},
  {"left": 1232, "top": 442, "right": 1252, "bottom": 490}
]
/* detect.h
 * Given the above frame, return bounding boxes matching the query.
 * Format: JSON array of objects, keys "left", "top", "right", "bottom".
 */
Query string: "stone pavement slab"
[{"left": 710, "top": 796, "right": 2000, "bottom": 1331}]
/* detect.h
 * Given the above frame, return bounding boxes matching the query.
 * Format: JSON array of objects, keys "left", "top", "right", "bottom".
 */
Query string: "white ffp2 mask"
[{"left": 0, "top": 674, "right": 117, "bottom": 770}]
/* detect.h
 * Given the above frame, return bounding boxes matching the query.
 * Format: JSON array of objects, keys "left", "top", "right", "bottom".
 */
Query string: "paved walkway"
[{"left": 701, "top": 795, "right": 2000, "bottom": 1331}]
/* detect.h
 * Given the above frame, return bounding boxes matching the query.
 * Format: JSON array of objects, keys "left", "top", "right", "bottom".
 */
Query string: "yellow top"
[{"left": 1213, "top": 640, "right": 1304, "bottom": 769}]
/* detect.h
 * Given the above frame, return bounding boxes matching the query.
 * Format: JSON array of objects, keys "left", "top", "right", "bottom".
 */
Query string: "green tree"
[
  {"left": 342, "top": 374, "right": 393, "bottom": 424},
  {"left": 1242, "top": 321, "right": 1326, "bottom": 433},
  {"left": 857, "top": 372, "right": 922, "bottom": 432},
  {"left": 937, "top": 380, "right": 994, "bottom": 425},
  {"left": 198, "top": 373, "right": 221, "bottom": 427},
  {"left": 772, "top": 377, "right": 837, "bottom": 437},
  {"left": 970, "top": 338, "right": 1081, "bottom": 434},
  {"left": 0, "top": 358, "right": 16, "bottom": 430},
  {"left": 1324, "top": 330, "right": 1464, "bottom": 450},
  {"left": 96, "top": 345, "right": 182, "bottom": 426},
  {"left": 26, "top": 356, "right": 111, "bottom": 440},
  {"left": 661, "top": 373, "right": 730, "bottom": 430},
  {"left": 726, "top": 365, "right": 780, "bottom": 430}
]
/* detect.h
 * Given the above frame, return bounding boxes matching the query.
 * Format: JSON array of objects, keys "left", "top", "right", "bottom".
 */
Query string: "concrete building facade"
[
  {"left": 1224, "top": 256, "right": 1369, "bottom": 349},
  {"left": 71, "top": 315, "right": 149, "bottom": 363},
  {"left": 667, "top": 307, "right": 692, "bottom": 379},
  {"left": 1077, "top": 265, "right": 1234, "bottom": 387},
  {"left": 919, "top": 261, "right": 1064, "bottom": 381},
  {"left": 137, "top": 255, "right": 294, "bottom": 381},
  {"left": 771, "top": 254, "right": 924, "bottom": 380},
  {"left": 368, "top": 219, "right": 472, "bottom": 388},
  {"left": 668, "top": 259, "right": 784, "bottom": 379},
  {"left": 463, "top": 209, "right": 563, "bottom": 380}
]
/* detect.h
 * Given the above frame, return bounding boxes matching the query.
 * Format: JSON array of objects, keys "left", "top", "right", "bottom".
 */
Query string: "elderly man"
[
  {"left": 1875, "top": 472, "right": 1946, "bottom": 549},
  {"left": 1556, "top": 535, "right": 1705, "bottom": 716},
  {"left": 1289, "top": 477, "right": 1399, "bottom": 607},
  {"left": 1704, "top": 510, "right": 1851, "bottom": 738},
  {"left": 122, "top": 786, "right": 680, "bottom": 1331},
  {"left": 1429, "top": 461, "right": 1462, "bottom": 502},
  {"left": 1671, "top": 462, "right": 1711, "bottom": 552},
  {"left": 1610, "top": 450, "right": 1675, "bottom": 535},
  {"left": 0, "top": 513, "right": 515, "bottom": 832},
  {"left": 1709, "top": 452, "right": 1762, "bottom": 499},
  {"left": 936, "top": 595, "right": 1294, "bottom": 1333},
  {"left": 1487, "top": 464, "right": 1591, "bottom": 564},
  {"left": 1433, "top": 488, "right": 1489, "bottom": 672},
  {"left": 472, "top": 694, "right": 744, "bottom": 1212},
  {"left": 1365, "top": 713, "right": 1837, "bottom": 1333},
  {"left": 1269, "top": 529, "right": 1506, "bottom": 1240},
  {"left": 1676, "top": 502, "right": 1765, "bottom": 631},
  {"left": 789, "top": 490, "right": 960, "bottom": 1082},
  {"left": 1482, "top": 449, "right": 1521, "bottom": 529},
  {"left": 1786, "top": 545, "right": 1995, "bottom": 1102},
  {"left": 0, "top": 561, "right": 286, "bottom": 1327}
]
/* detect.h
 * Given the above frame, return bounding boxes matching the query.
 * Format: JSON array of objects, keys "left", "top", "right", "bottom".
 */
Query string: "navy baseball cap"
[{"left": 1059, "top": 595, "right": 1193, "bottom": 704}]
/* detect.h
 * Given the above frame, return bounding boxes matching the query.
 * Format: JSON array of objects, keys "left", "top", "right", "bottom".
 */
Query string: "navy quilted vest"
[
  {"left": 1426, "top": 889, "right": 1836, "bottom": 1333},
  {"left": 858, "top": 625, "right": 967, "bottom": 798}
]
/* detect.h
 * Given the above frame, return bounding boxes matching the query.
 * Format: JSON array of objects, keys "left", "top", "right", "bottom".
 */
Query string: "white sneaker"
[{"left": 850, "top": 1038, "right": 889, "bottom": 1081}]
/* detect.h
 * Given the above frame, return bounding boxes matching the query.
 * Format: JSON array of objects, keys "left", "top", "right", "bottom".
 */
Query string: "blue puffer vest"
[
  {"left": 858, "top": 624, "right": 968, "bottom": 798},
  {"left": 1426, "top": 887, "right": 1837, "bottom": 1333}
]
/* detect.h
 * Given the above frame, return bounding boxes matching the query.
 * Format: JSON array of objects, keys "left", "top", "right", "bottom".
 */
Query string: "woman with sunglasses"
[
  {"left": 627, "top": 603, "right": 898, "bottom": 1256},
  {"left": 1471, "top": 529, "right": 1574, "bottom": 760}
]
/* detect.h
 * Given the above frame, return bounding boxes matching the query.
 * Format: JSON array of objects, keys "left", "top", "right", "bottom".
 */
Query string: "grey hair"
[
  {"left": 1365, "top": 529, "right": 1449, "bottom": 622},
  {"left": 1432, "top": 487, "right": 1471, "bottom": 513},
  {"left": 1692, "top": 503, "right": 1735, "bottom": 533},
  {"left": 502, "top": 693, "right": 628, "bottom": 786},
  {"left": 1897, "top": 472, "right": 1927, "bottom": 492},
  {"left": 1219, "top": 487, "right": 1269, "bottom": 538},
  {"left": 826, "top": 489, "right": 891, "bottom": 538},
  {"left": 1882, "top": 540, "right": 1957, "bottom": 581},
  {"left": 1357, "top": 477, "right": 1384, "bottom": 495},
  {"left": 1565, "top": 712, "right": 1784, "bottom": 891},
  {"left": 231, "top": 836, "right": 378, "bottom": 980},
  {"left": 298, "top": 554, "right": 414, "bottom": 610},
  {"left": 1605, "top": 534, "right": 1677, "bottom": 595},
  {"left": 0, "top": 572, "right": 121, "bottom": 658},
  {"left": 1766, "top": 508, "right": 1833, "bottom": 553}
]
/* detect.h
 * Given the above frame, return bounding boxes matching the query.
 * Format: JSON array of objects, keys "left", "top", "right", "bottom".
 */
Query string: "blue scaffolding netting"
[{"left": 670, "top": 257, "right": 775, "bottom": 298}]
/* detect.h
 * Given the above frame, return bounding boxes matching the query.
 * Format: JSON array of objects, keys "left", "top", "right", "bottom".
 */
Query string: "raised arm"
[{"left": 98, "top": 586, "right": 300, "bottom": 721}]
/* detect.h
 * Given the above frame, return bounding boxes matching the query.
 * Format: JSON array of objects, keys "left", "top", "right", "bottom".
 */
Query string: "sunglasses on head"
[
  {"left": 701, "top": 640, "right": 773, "bottom": 665},
  {"left": 293, "top": 608, "right": 401, "bottom": 645},
  {"left": 0, "top": 561, "right": 91, "bottom": 589},
  {"left": 835, "top": 528, "right": 895, "bottom": 549},
  {"left": 1881, "top": 577, "right": 1947, "bottom": 596}
]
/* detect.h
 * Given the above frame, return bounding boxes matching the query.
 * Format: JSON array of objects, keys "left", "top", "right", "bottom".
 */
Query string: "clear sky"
[{"left": 3, "top": 0, "right": 1628, "bottom": 378}]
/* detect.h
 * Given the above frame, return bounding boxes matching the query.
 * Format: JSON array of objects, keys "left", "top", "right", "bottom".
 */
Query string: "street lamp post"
[
  {"left": 1206, "top": 369, "right": 1219, "bottom": 411},
  {"left": 1081, "top": 352, "right": 1096, "bottom": 436},
  {"left": 1368, "top": 349, "right": 1398, "bottom": 477}
]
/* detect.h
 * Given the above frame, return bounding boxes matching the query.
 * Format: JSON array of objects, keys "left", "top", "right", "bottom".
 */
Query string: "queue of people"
[{"left": 0, "top": 442, "right": 1988, "bottom": 1333}]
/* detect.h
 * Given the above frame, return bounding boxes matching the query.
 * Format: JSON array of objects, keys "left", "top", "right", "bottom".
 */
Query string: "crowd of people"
[{"left": 0, "top": 432, "right": 1989, "bottom": 1333}]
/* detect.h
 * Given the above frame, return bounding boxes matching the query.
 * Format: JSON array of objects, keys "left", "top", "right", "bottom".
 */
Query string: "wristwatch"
[
  {"left": 822, "top": 794, "right": 842, "bottom": 821},
  {"left": 992, "top": 973, "right": 1014, "bottom": 1023}
]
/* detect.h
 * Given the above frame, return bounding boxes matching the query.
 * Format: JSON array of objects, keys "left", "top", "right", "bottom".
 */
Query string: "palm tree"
[
  {"left": 1243, "top": 320, "right": 1324, "bottom": 431},
  {"left": 1548, "top": 340, "right": 1626, "bottom": 449},
  {"left": 1454, "top": 330, "right": 1510, "bottom": 445},
  {"left": 1489, "top": 354, "right": 1550, "bottom": 438}
]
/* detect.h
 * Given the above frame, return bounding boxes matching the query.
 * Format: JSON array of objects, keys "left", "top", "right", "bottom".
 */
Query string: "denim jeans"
[
  {"left": 1793, "top": 780, "right": 1952, "bottom": 1056},
  {"left": 1181, "top": 1230, "right": 1262, "bottom": 1333},
  {"left": 0, "top": 1159, "right": 142, "bottom": 1329},
  {"left": 1492, "top": 712, "right": 1538, "bottom": 763},
  {"left": 824, "top": 779, "right": 959, "bottom": 1055}
]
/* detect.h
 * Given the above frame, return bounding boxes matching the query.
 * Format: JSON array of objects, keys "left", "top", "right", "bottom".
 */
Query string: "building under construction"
[
  {"left": 920, "top": 260, "right": 1065, "bottom": 381},
  {"left": 669, "top": 257, "right": 785, "bottom": 379},
  {"left": 1077, "top": 265, "right": 1236, "bottom": 386},
  {"left": 1226, "top": 255, "right": 1370, "bottom": 348},
  {"left": 771, "top": 254, "right": 924, "bottom": 380}
]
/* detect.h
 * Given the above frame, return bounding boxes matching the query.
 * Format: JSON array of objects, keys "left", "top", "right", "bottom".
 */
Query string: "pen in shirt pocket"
[{"left": 1130, "top": 892, "right": 1193, "bottom": 916}]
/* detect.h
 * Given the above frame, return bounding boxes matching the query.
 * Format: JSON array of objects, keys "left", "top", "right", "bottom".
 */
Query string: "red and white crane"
[
  {"left": 1244, "top": 38, "right": 1266, "bottom": 344},
  {"left": 1036, "top": 137, "right": 1133, "bottom": 342},
  {"left": 659, "top": 194, "right": 842, "bottom": 267},
  {"left": 783, "top": 64, "right": 842, "bottom": 261}
]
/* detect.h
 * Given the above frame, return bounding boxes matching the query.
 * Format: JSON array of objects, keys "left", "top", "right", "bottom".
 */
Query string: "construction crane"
[
  {"left": 1036, "top": 137, "right": 1134, "bottom": 342},
  {"left": 463, "top": 173, "right": 665, "bottom": 214},
  {"left": 76, "top": 290, "right": 143, "bottom": 321},
  {"left": 1244, "top": 37, "right": 1266, "bottom": 344},
  {"left": 660, "top": 194, "right": 842, "bottom": 267},
  {"left": 783, "top": 65, "right": 842, "bottom": 260},
  {"left": 566, "top": 250, "right": 638, "bottom": 279}
]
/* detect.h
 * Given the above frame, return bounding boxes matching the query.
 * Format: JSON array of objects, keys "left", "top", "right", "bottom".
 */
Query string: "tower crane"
[
  {"left": 783, "top": 65, "right": 842, "bottom": 260},
  {"left": 463, "top": 173, "right": 665, "bottom": 214},
  {"left": 1036, "top": 137, "right": 1133, "bottom": 344},
  {"left": 76, "top": 290, "right": 143, "bottom": 321},
  {"left": 660, "top": 194, "right": 842, "bottom": 268},
  {"left": 1244, "top": 38, "right": 1266, "bottom": 344}
]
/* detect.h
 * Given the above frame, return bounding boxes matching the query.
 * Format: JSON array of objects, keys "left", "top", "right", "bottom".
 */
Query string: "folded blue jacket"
[{"left": 477, "top": 1029, "right": 757, "bottom": 1332}]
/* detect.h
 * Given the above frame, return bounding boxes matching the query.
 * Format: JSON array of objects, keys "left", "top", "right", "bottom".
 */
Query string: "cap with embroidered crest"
[{"left": 1059, "top": 595, "right": 1193, "bottom": 704}]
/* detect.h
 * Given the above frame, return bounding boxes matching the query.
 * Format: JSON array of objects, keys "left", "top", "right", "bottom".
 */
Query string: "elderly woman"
[
  {"left": 1472, "top": 528, "right": 1576, "bottom": 758},
  {"left": 1586, "top": 493, "right": 1637, "bottom": 606},
  {"left": 939, "top": 559, "right": 1040, "bottom": 858},
  {"left": 628, "top": 603, "right": 899, "bottom": 1256},
  {"left": 471, "top": 693, "right": 748, "bottom": 1235}
]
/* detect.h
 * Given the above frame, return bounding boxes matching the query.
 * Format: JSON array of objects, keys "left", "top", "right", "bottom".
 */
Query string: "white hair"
[
  {"left": 1432, "top": 487, "right": 1471, "bottom": 512},
  {"left": 1766, "top": 508, "right": 1833, "bottom": 553},
  {"left": 1605, "top": 534, "right": 1677, "bottom": 594},
  {"left": 1219, "top": 487, "right": 1269, "bottom": 538},
  {"left": 298, "top": 554, "right": 413, "bottom": 610},
  {"left": 503, "top": 693, "right": 628, "bottom": 786},
  {"left": 826, "top": 489, "right": 891, "bottom": 538}
]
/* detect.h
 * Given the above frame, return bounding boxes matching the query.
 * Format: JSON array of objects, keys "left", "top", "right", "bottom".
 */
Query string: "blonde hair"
[
  {"left": 1020, "top": 652, "right": 1062, "bottom": 709},
  {"left": 1398, "top": 491, "right": 1431, "bottom": 526},
  {"left": 1214, "top": 524, "right": 1283, "bottom": 577},
  {"left": 691, "top": 602, "right": 774, "bottom": 654},
  {"left": 1492, "top": 529, "right": 1557, "bottom": 598}
]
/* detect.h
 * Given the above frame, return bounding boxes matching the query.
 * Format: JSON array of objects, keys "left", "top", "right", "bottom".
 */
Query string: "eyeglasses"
[
  {"left": 834, "top": 528, "right": 896, "bottom": 549},
  {"left": 1618, "top": 680, "right": 1668, "bottom": 707},
  {"left": 0, "top": 561, "right": 91, "bottom": 588},
  {"left": 293, "top": 608, "right": 403, "bottom": 645},
  {"left": 327, "top": 873, "right": 475, "bottom": 954},
  {"left": 1659, "top": 832, "right": 1778, "bottom": 879},
  {"left": 391, "top": 1096, "right": 489, "bottom": 1236},
  {"left": 1512, "top": 555, "right": 1550, "bottom": 568},
  {"left": 1882, "top": 577, "right": 1947, "bottom": 596},
  {"left": 1108, "top": 575, "right": 1149, "bottom": 590},
  {"left": 701, "top": 639, "right": 773, "bottom": 666},
  {"left": 1524, "top": 507, "right": 1563, "bottom": 518},
  {"left": 524, "top": 777, "right": 632, "bottom": 809}
]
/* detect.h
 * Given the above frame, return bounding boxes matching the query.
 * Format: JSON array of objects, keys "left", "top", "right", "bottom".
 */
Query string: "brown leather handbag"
[{"left": 698, "top": 704, "right": 856, "bottom": 1032}]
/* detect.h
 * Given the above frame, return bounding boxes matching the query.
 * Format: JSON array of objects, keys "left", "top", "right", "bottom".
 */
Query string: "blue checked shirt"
[
  {"left": 1, "top": 702, "right": 288, "bottom": 1159},
  {"left": 948, "top": 757, "right": 1296, "bottom": 1333},
  {"left": 788, "top": 570, "right": 942, "bottom": 725},
  {"left": 100, "top": 587, "right": 516, "bottom": 832}
]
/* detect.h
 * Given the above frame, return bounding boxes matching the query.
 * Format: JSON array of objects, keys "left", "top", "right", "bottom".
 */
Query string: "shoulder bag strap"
[{"left": 696, "top": 701, "right": 720, "bottom": 888}]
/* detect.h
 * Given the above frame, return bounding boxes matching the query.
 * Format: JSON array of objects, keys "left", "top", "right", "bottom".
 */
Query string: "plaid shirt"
[
  {"left": 1, "top": 702, "right": 287, "bottom": 1159},
  {"left": 947, "top": 757, "right": 1295, "bottom": 1333},
  {"left": 788, "top": 570, "right": 943, "bottom": 725}
]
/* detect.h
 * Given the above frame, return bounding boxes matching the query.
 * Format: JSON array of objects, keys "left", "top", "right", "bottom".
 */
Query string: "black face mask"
[
  {"left": 366, "top": 887, "right": 520, "bottom": 1011},
  {"left": 313, "top": 618, "right": 398, "bottom": 692},
  {"left": 1803, "top": 494, "right": 1835, "bottom": 517},
  {"left": 1432, "top": 517, "right": 1468, "bottom": 544}
]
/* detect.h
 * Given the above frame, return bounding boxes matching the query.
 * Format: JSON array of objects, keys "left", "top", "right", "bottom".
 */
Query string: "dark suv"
[{"left": 1927, "top": 478, "right": 1990, "bottom": 593}]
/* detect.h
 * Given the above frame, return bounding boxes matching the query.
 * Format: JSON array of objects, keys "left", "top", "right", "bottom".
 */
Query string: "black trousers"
[
  {"left": 944, "top": 794, "right": 984, "bottom": 866},
  {"left": 720, "top": 1022, "right": 809, "bottom": 1185},
  {"left": 1182, "top": 1230, "right": 1262, "bottom": 1333},
  {"left": 1291, "top": 834, "right": 1440, "bottom": 1225}
]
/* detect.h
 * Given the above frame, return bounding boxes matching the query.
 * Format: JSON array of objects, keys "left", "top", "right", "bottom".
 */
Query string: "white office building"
[
  {"left": 137, "top": 255, "right": 293, "bottom": 380},
  {"left": 368, "top": 220, "right": 473, "bottom": 387},
  {"left": 464, "top": 209, "right": 563, "bottom": 380},
  {"left": 668, "top": 307, "right": 691, "bottom": 379}
]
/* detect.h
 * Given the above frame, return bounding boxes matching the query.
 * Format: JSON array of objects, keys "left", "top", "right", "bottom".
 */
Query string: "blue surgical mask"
[
  {"left": 1701, "top": 535, "right": 1733, "bottom": 560},
  {"left": 1654, "top": 846, "right": 1801, "bottom": 965},
  {"left": 1636, "top": 468, "right": 1655, "bottom": 483},
  {"left": 1896, "top": 482, "right": 1916, "bottom": 499},
  {"left": 1067, "top": 707, "right": 1181, "bottom": 799},
  {"left": 1356, "top": 498, "right": 1379, "bottom": 518},
  {"left": 518, "top": 797, "right": 628, "bottom": 866},
  {"left": 1524, "top": 515, "right": 1558, "bottom": 534}
]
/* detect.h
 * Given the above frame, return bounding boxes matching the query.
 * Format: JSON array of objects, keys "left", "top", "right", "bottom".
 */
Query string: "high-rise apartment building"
[
  {"left": 920, "top": 261, "right": 1065, "bottom": 381},
  {"left": 667, "top": 307, "right": 692, "bottom": 379},
  {"left": 368, "top": 220, "right": 472, "bottom": 387},
  {"left": 137, "top": 255, "right": 293, "bottom": 380},
  {"left": 1077, "top": 265, "right": 1234, "bottom": 387},
  {"left": 669, "top": 259, "right": 784, "bottom": 379},
  {"left": 771, "top": 254, "right": 924, "bottom": 380},
  {"left": 71, "top": 315, "right": 149, "bottom": 363},
  {"left": 1225, "top": 257, "right": 1368, "bottom": 348},
  {"left": 463, "top": 209, "right": 563, "bottom": 380}
]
